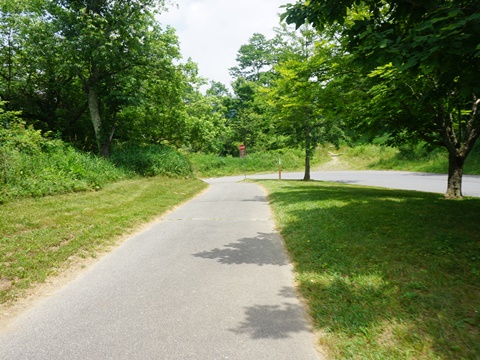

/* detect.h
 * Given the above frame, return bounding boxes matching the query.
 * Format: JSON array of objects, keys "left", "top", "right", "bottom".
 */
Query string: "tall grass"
[
  {"left": 341, "top": 142, "right": 480, "bottom": 175},
  {"left": 110, "top": 143, "right": 193, "bottom": 178},
  {"left": 189, "top": 148, "right": 329, "bottom": 177},
  {"left": 0, "top": 125, "right": 196, "bottom": 203},
  {"left": 0, "top": 125, "right": 129, "bottom": 203}
]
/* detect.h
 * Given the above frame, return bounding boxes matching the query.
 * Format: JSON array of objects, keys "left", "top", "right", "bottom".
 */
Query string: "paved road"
[
  {"left": 0, "top": 179, "right": 321, "bottom": 359},
  {"left": 219, "top": 170, "right": 480, "bottom": 197}
]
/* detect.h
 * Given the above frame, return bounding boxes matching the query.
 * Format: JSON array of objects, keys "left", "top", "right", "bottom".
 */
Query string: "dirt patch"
[
  {"left": 314, "top": 152, "right": 351, "bottom": 171},
  {"left": 0, "top": 279, "right": 11, "bottom": 292}
]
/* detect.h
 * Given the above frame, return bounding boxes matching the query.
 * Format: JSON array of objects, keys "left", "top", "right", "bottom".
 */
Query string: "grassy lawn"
[
  {"left": 0, "top": 176, "right": 207, "bottom": 305},
  {"left": 260, "top": 179, "right": 480, "bottom": 359}
]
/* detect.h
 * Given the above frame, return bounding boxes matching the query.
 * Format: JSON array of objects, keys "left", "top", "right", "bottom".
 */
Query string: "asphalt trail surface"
[
  {"left": 0, "top": 178, "right": 321, "bottom": 360},
  {"left": 234, "top": 170, "right": 480, "bottom": 197}
]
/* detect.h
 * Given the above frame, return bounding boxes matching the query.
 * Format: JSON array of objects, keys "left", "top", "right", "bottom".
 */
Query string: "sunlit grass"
[
  {"left": 261, "top": 180, "right": 480, "bottom": 359},
  {"left": 188, "top": 148, "right": 330, "bottom": 177},
  {"left": 0, "top": 177, "right": 207, "bottom": 304},
  {"left": 337, "top": 142, "right": 480, "bottom": 175}
]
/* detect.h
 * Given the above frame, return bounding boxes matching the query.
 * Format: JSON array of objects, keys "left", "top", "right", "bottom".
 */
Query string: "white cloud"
[{"left": 157, "top": 0, "right": 288, "bottom": 88}]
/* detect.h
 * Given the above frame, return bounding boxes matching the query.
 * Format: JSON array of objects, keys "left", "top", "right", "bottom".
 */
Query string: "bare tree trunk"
[
  {"left": 100, "top": 125, "right": 115, "bottom": 158},
  {"left": 445, "top": 151, "right": 464, "bottom": 198},
  {"left": 304, "top": 116, "right": 311, "bottom": 181},
  {"left": 304, "top": 150, "right": 311, "bottom": 180},
  {"left": 440, "top": 96, "right": 480, "bottom": 199},
  {"left": 87, "top": 85, "right": 103, "bottom": 154}
]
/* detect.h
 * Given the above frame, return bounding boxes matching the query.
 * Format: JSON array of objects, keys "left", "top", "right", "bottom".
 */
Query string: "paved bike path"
[
  {"left": 243, "top": 170, "right": 480, "bottom": 197},
  {"left": 0, "top": 178, "right": 321, "bottom": 359}
]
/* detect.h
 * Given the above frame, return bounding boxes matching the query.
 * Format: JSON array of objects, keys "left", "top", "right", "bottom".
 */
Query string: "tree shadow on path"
[
  {"left": 229, "top": 302, "right": 311, "bottom": 339},
  {"left": 192, "top": 232, "right": 288, "bottom": 266}
]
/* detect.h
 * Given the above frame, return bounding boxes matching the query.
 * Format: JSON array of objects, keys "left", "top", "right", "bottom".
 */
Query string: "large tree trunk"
[
  {"left": 100, "top": 141, "right": 111, "bottom": 158},
  {"left": 100, "top": 125, "right": 115, "bottom": 159},
  {"left": 87, "top": 84, "right": 103, "bottom": 155},
  {"left": 440, "top": 96, "right": 480, "bottom": 199},
  {"left": 87, "top": 88, "right": 113, "bottom": 157},
  {"left": 445, "top": 151, "right": 464, "bottom": 199},
  {"left": 81, "top": 67, "right": 113, "bottom": 158}
]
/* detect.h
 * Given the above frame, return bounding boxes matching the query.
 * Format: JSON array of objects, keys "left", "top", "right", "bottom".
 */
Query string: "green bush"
[
  {"left": 110, "top": 143, "right": 193, "bottom": 178},
  {"left": 0, "top": 123, "right": 129, "bottom": 203}
]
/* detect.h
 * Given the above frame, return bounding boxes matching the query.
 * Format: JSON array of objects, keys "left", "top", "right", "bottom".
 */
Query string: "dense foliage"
[
  {"left": 0, "top": 103, "right": 194, "bottom": 202},
  {"left": 0, "top": 120, "right": 127, "bottom": 202},
  {"left": 1, "top": 0, "right": 478, "bottom": 198},
  {"left": 282, "top": 0, "right": 480, "bottom": 197},
  {"left": 0, "top": 0, "right": 228, "bottom": 156}
]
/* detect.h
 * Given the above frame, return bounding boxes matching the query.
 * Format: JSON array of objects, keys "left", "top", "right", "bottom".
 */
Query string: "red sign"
[{"left": 239, "top": 144, "right": 245, "bottom": 151}]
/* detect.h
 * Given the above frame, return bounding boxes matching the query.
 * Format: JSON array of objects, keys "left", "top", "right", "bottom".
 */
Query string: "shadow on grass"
[{"left": 260, "top": 180, "right": 480, "bottom": 359}]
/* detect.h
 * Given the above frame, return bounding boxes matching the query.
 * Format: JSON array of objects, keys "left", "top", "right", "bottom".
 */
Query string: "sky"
[{"left": 157, "top": 0, "right": 289, "bottom": 89}]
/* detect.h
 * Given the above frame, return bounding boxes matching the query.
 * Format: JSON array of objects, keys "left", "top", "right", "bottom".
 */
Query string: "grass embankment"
[
  {"left": 332, "top": 143, "right": 480, "bottom": 175},
  {"left": 0, "top": 177, "right": 207, "bottom": 305},
  {"left": 0, "top": 126, "right": 204, "bottom": 305},
  {"left": 188, "top": 148, "right": 330, "bottom": 177},
  {"left": 261, "top": 180, "right": 480, "bottom": 359},
  {"left": 189, "top": 142, "right": 480, "bottom": 178},
  {"left": 0, "top": 125, "right": 195, "bottom": 203},
  {"left": 0, "top": 138, "right": 129, "bottom": 203}
]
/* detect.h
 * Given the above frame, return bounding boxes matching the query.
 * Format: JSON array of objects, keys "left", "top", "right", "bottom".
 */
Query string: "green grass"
[
  {"left": 0, "top": 141, "right": 130, "bottom": 202},
  {"left": 337, "top": 143, "right": 480, "bottom": 175},
  {"left": 110, "top": 143, "right": 193, "bottom": 178},
  {"left": 189, "top": 148, "right": 330, "bottom": 177},
  {"left": 0, "top": 125, "right": 133, "bottom": 202},
  {"left": 0, "top": 176, "right": 207, "bottom": 304},
  {"left": 0, "top": 124, "right": 195, "bottom": 203},
  {"left": 260, "top": 180, "right": 480, "bottom": 359},
  {"left": 188, "top": 141, "right": 480, "bottom": 178}
]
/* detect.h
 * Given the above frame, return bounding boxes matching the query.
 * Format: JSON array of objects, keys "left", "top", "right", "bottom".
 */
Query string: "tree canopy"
[
  {"left": 1, "top": 0, "right": 479, "bottom": 198},
  {"left": 282, "top": 0, "right": 480, "bottom": 197},
  {"left": 0, "top": 0, "right": 230, "bottom": 157}
]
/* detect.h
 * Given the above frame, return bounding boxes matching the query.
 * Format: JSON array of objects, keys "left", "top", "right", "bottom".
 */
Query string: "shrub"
[
  {"left": 0, "top": 123, "right": 129, "bottom": 203},
  {"left": 110, "top": 143, "right": 193, "bottom": 178}
]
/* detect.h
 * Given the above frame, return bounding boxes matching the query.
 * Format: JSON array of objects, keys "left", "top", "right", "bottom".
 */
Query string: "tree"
[
  {"left": 228, "top": 33, "right": 288, "bottom": 153},
  {"left": 180, "top": 62, "right": 231, "bottom": 154},
  {"left": 283, "top": 0, "right": 480, "bottom": 198},
  {"left": 229, "top": 33, "right": 276, "bottom": 84},
  {"left": 48, "top": 0, "right": 169, "bottom": 156},
  {"left": 0, "top": 0, "right": 35, "bottom": 110},
  {"left": 106, "top": 25, "right": 184, "bottom": 149},
  {"left": 0, "top": 0, "right": 91, "bottom": 146},
  {"left": 265, "top": 26, "right": 344, "bottom": 180}
]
